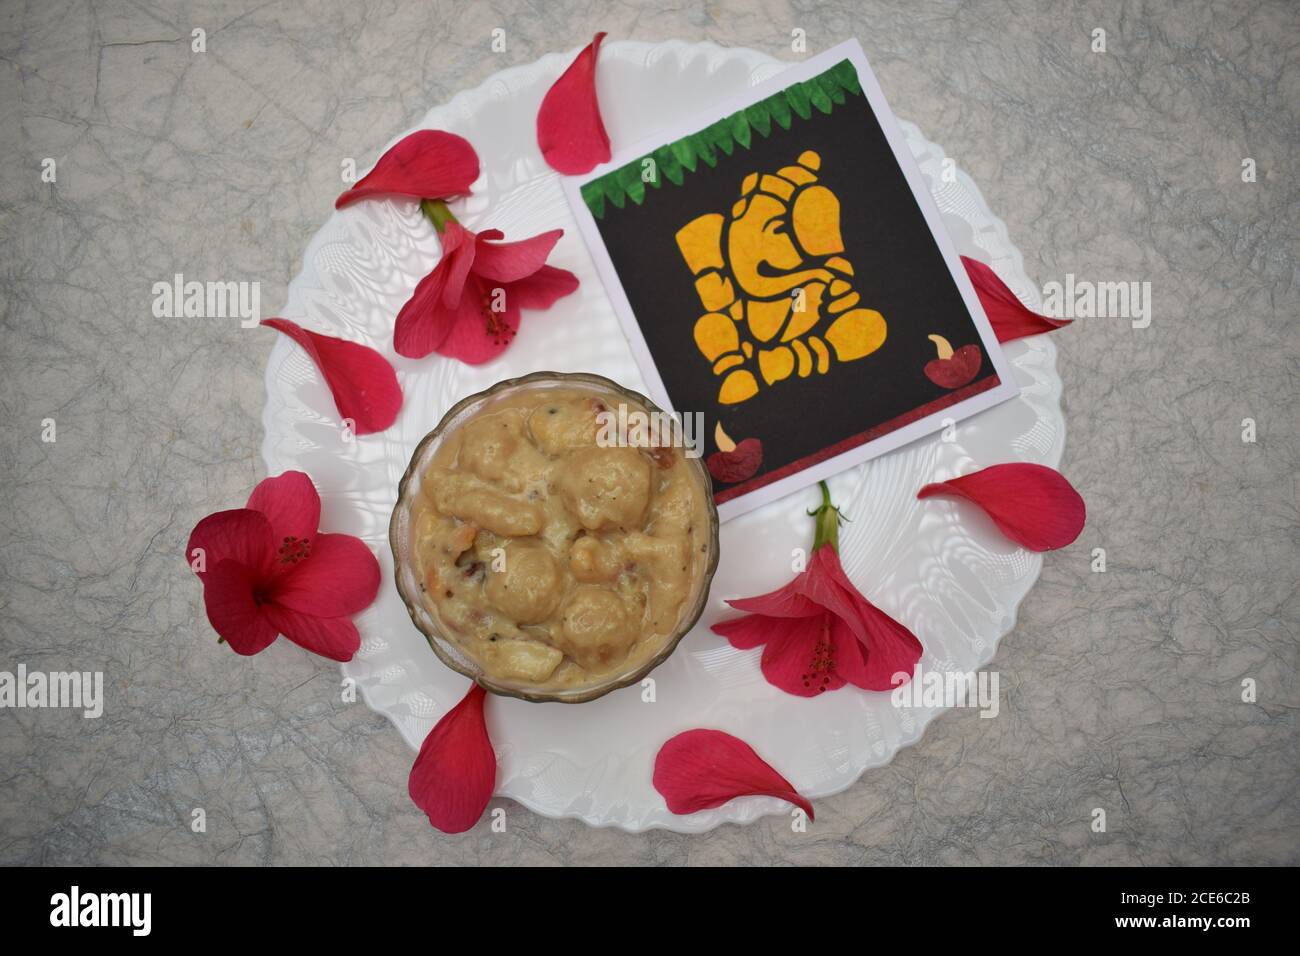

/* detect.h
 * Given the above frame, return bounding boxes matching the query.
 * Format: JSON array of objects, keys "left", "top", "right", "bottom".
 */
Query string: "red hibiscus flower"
[
  {"left": 712, "top": 481, "right": 923, "bottom": 697},
  {"left": 185, "top": 471, "right": 380, "bottom": 662},
  {"left": 393, "top": 214, "right": 579, "bottom": 364}
]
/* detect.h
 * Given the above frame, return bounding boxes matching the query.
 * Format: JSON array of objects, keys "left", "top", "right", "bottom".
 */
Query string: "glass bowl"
[{"left": 389, "top": 371, "right": 721, "bottom": 704}]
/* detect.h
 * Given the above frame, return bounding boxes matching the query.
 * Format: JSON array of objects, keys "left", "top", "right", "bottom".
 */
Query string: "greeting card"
[{"left": 565, "top": 40, "right": 1018, "bottom": 520}]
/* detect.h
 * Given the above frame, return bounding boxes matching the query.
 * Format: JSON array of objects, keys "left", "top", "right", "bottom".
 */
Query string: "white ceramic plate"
[{"left": 261, "top": 40, "right": 1062, "bottom": 833}]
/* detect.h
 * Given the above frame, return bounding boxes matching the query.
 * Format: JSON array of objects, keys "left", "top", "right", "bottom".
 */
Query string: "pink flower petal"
[
  {"left": 817, "top": 551, "right": 923, "bottom": 690},
  {"left": 392, "top": 223, "right": 479, "bottom": 358},
  {"left": 537, "top": 33, "right": 611, "bottom": 175},
  {"left": 394, "top": 267, "right": 458, "bottom": 359},
  {"left": 506, "top": 265, "right": 580, "bottom": 310},
  {"left": 760, "top": 614, "right": 848, "bottom": 697},
  {"left": 269, "top": 533, "right": 380, "bottom": 617},
  {"left": 435, "top": 221, "right": 478, "bottom": 309},
  {"left": 245, "top": 470, "right": 320, "bottom": 545},
  {"left": 186, "top": 508, "right": 275, "bottom": 580},
  {"left": 796, "top": 545, "right": 868, "bottom": 645},
  {"left": 408, "top": 684, "right": 496, "bottom": 833},
  {"left": 839, "top": 597, "right": 923, "bottom": 691},
  {"left": 261, "top": 604, "right": 361, "bottom": 662},
  {"left": 472, "top": 229, "right": 563, "bottom": 283},
  {"left": 262, "top": 319, "right": 402, "bottom": 435},
  {"left": 825, "top": 614, "right": 875, "bottom": 689},
  {"left": 434, "top": 290, "right": 520, "bottom": 365},
  {"left": 335, "top": 129, "right": 479, "bottom": 209},
  {"left": 725, "top": 574, "right": 822, "bottom": 620},
  {"left": 201, "top": 559, "right": 279, "bottom": 656},
  {"left": 961, "top": 256, "right": 1071, "bottom": 343},
  {"left": 711, "top": 611, "right": 786, "bottom": 650},
  {"left": 918, "top": 463, "right": 1086, "bottom": 552},
  {"left": 653, "top": 729, "right": 814, "bottom": 820}
]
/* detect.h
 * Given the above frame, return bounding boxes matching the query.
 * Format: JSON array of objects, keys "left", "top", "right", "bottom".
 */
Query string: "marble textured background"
[{"left": 1, "top": 0, "right": 1296, "bottom": 865}]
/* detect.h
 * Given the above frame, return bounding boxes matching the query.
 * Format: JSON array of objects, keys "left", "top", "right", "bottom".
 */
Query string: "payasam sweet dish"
[{"left": 401, "top": 377, "right": 717, "bottom": 698}]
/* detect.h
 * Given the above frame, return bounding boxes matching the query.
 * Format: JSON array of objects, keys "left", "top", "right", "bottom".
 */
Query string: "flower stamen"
[{"left": 278, "top": 535, "right": 312, "bottom": 565}]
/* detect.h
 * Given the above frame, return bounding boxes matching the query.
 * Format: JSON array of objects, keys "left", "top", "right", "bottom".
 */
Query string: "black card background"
[{"left": 592, "top": 91, "right": 998, "bottom": 495}]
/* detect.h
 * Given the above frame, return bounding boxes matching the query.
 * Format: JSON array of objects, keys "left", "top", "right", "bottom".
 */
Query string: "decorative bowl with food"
[{"left": 390, "top": 371, "right": 720, "bottom": 703}]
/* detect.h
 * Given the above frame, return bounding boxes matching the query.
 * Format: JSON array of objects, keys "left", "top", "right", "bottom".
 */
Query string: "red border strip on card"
[{"left": 713, "top": 373, "right": 1000, "bottom": 505}]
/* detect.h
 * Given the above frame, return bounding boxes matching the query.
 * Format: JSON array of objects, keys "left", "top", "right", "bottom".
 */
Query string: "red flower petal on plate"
[
  {"left": 262, "top": 318, "right": 402, "bottom": 435},
  {"left": 961, "top": 256, "right": 1071, "bottom": 343},
  {"left": 918, "top": 463, "right": 1086, "bottom": 552},
  {"left": 507, "top": 265, "right": 580, "bottom": 310},
  {"left": 473, "top": 229, "right": 563, "bottom": 283},
  {"left": 537, "top": 33, "right": 611, "bottom": 175},
  {"left": 335, "top": 129, "right": 479, "bottom": 209},
  {"left": 408, "top": 683, "right": 496, "bottom": 833},
  {"left": 819, "top": 554, "right": 924, "bottom": 691},
  {"left": 433, "top": 285, "right": 522, "bottom": 365},
  {"left": 724, "top": 574, "right": 822, "bottom": 620},
  {"left": 653, "top": 729, "right": 813, "bottom": 820}
]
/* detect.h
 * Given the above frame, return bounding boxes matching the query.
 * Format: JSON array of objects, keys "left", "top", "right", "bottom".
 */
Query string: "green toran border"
[{"left": 580, "top": 59, "right": 863, "bottom": 220}]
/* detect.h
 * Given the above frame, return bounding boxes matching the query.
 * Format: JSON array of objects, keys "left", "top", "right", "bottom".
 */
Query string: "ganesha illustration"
[{"left": 675, "top": 150, "right": 886, "bottom": 404}]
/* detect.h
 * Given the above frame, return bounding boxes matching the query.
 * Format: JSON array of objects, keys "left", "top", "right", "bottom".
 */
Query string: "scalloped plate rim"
[{"left": 260, "top": 39, "right": 1063, "bottom": 833}]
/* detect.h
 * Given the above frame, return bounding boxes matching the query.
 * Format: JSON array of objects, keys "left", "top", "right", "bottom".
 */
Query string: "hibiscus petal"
[
  {"left": 186, "top": 508, "right": 275, "bottom": 580},
  {"left": 244, "top": 470, "right": 321, "bottom": 545},
  {"left": 716, "top": 608, "right": 848, "bottom": 695},
  {"left": 408, "top": 683, "right": 496, "bottom": 833},
  {"left": 726, "top": 573, "right": 822, "bottom": 619},
  {"left": 826, "top": 614, "right": 874, "bottom": 688},
  {"left": 262, "top": 319, "right": 402, "bottom": 435},
  {"left": 536, "top": 33, "right": 611, "bottom": 175},
  {"left": 760, "top": 614, "right": 847, "bottom": 697},
  {"left": 394, "top": 262, "right": 458, "bottom": 359},
  {"left": 811, "top": 545, "right": 923, "bottom": 689},
  {"left": 261, "top": 604, "right": 361, "bottom": 662},
  {"left": 473, "top": 229, "right": 563, "bottom": 283},
  {"left": 269, "top": 533, "right": 380, "bottom": 617},
  {"left": 796, "top": 545, "right": 868, "bottom": 645},
  {"left": 335, "top": 129, "right": 479, "bottom": 209},
  {"left": 507, "top": 265, "right": 580, "bottom": 310},
  {"left": 711, "top": 612, "right": 783, "bottom": 650},
  {"left": 438, "top": 221, "right": 477, "bottom": 309},
  {"left": 201, "top": 559, "right": 279, "bottom": 656},
  {"left": 835, "top": 599, "right": 922, "bottom": 691},
  {"left": 918, "top": 463, "right": 1086, "bottom": 552},
  {"left": 434, "top": 292, "right": 520, "bottom": 365},
  {"left": 961, "top": 256, "right": 1071, "bottom": 342},
  {"left": 653, "top": 729, "right": 813, "bottom": 819}
]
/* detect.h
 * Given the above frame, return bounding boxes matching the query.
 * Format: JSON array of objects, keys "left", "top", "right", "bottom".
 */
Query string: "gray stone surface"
[{"left": 1, "top": 0, "right": 1296, "bottom": 865}]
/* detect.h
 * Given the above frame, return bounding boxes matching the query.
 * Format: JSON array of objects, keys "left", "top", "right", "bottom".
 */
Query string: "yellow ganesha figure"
[{"left": 674, "top": 150, "right": 887, "bottom": 404}]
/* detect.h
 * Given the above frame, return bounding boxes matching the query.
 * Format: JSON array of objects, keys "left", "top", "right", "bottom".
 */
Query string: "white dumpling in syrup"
[
  {"left": 557, "top": 586, "right": 634, "bottom": 670},
  {"left": 483, "top": 541, "right": 562, "bottom": 625},
  {"left": 558, "top": 446, "right": 651, "bottom": 532},
  {"left": 528, "top": 396, "right": 605, "bottom": 455}
]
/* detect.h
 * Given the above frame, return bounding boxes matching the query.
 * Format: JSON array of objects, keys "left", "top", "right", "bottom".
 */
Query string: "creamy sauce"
[{"left": 410, "top": 386, "right": 712, "bottom": 691}]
